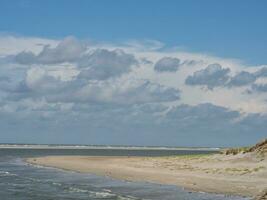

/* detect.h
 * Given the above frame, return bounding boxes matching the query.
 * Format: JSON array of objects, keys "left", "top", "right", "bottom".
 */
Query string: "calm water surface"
[{"left": 0, "top": 148, "right": 250, "bottom": 200}]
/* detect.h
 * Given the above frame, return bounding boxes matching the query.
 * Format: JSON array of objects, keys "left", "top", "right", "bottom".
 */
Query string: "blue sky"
[
  {"left": 0, "top": 1, "right": 267, "bottom": 147},
  {"left": 1, "top": 0, "right": 267, "bottom": 64}
]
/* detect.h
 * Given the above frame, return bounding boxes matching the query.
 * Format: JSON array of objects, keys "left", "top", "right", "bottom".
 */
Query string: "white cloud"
[
  {"left": 2, "top": 35, "right": 267, "bottom": 114},
  {"left": 154, "top": 57, "right": 181, "bottom": 72},
  {"left": 14, "top": 36, "right": 86, "bottom": 64},
  {"left": 78, "top": 49, "right": 138, "bottom": 80},
  {"left": 251, "top": 83, "right": 267, "bottom": 93},
  {"left": 255, "top": 67, "right": 267, "bottom": 78},
  {"left": 5, "top": 66, "right": 180, "bottom": 105},
  {"left": 72, "top": 79, "right": 180, "bottom": 105},
  {"left": 185, "top": 63, "right": 230, "bottom": 89},
  {"left": 228, "top": 71, "right": 256, "bottom": 87},
  {"left": 0, "top": 35, "right": 57, "bottom": 56},
  {"left": 0, "top": 35, "right": 267, "bottom": 145}
]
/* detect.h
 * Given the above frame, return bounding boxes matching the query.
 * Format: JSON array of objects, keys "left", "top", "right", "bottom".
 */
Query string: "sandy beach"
[{"left": 27, "top": 151, "right": 267, "bottom": 198}]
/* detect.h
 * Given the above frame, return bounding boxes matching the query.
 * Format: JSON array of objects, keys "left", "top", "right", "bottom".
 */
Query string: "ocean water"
[{"left": 0, "top": 148, "right": 250, "bottom": 200}]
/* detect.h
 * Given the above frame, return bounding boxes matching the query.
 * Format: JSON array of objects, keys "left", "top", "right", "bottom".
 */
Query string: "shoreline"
[
  {"left": 0, "top": 144, "right": 220, "bottom": 151},
  {"left": 26, "top": 154, "right": 267, "bottom": 198}
]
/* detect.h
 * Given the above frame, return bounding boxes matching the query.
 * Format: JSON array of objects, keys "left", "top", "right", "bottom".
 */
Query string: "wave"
[
  {"left": 66, "top": 185, "right": 143, "bottom": 200},
  {"left": 0, "top": 170, "right": 17, "bottom": 177}
]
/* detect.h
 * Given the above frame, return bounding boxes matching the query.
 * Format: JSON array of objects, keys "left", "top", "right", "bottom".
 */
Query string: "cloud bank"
[{"left": 0, "top": 35, "right": 267, "bottom": 146}]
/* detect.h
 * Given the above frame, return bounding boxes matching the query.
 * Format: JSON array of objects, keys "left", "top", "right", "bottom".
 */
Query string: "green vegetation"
[
  {"left": 223, "top": 147, "right": 250, "bottom": 155},
  {"left": 223, "top": 138, "right": 267, "bottom": 155},
  {"left": 164, "top": 153, "right": 215, "bottom": 159}
]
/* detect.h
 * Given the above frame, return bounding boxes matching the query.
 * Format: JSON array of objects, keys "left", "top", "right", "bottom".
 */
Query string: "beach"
[{"left": 27, "top": 152, "right": 267, "bottom": 198}]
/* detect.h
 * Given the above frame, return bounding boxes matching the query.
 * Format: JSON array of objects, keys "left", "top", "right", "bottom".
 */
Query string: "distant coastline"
[{"left": 0, "top": 144, "right": 221, "bottom": 151}]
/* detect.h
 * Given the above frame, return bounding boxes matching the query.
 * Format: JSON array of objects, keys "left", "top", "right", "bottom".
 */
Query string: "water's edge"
[
  {"left": 25, "top": 157, "right": 252, "bottom": 200},
  {"left": 0, "top": 148, "right": 250, "bottom": 200}
]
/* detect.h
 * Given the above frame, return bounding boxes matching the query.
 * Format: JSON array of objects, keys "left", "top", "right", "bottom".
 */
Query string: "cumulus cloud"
[
  {"left": 4, "top": 67, "right": 79, "bottom": 101},
  {"left": 14, "top": 36, "right": 86, "bottom": 64},
  {"left": 14, "top": 51, "right": 36, "bottom": 65},
  {"left": 228, "top": 71, "right": 256, "bottom": 87},
  {"left": 78, "top": 49, "right": 138, "bottom": 80},
  {"left": 166, "top": 103, "right": 240, "bottom": 131},
  {"left": 251, "top": 83, "right": 267, "bottom": 93},
  {"left": 185, "top": 64, "right": 267, "bottom": 89},
  {"left": 7, "top": 67, "right": 180, "bottom": 105},
  {"left": 1, "top": 97, "right": 266, "bottom": 146},
  {"left": 161, "top": 103, "right": 267, "bottom": 145},
  {"left": 1, "top": 35, "right": 267, "bottom": 146},
  {"left": 49, "top": 79, "right": 180, "bottom": 105},
  {"left": 228, "top": 67, "right": 267, "bottom": 92},
  {"left": 7, "top": 68, "right": 73, "bottom": 95},
  {"left": 13, "top": 37, "right": 138, "bottom": 80},
  {"left": 109, "top": 80, "right": 181, "bottom": 104},
  {"left": 166, "top": 103, "right": 239, "bottom": 124},
  {"left": 154, "top": 57, "right": 180, "bottom": 72},
  {"left": 185, "top": 63, "right": 230, "bottom": 89},
  {"left": 254, "top": 67, "right": 267, "bottom": 78}
]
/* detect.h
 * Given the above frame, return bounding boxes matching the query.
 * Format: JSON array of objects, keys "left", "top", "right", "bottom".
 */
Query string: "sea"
[{"left": 0, "top": 146, "right": 250, "bottom": 200}]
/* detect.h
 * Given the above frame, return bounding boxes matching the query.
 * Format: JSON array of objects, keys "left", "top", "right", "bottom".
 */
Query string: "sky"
[{"left": 0, "top": 0, "right": 267, "bottom": 147}]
